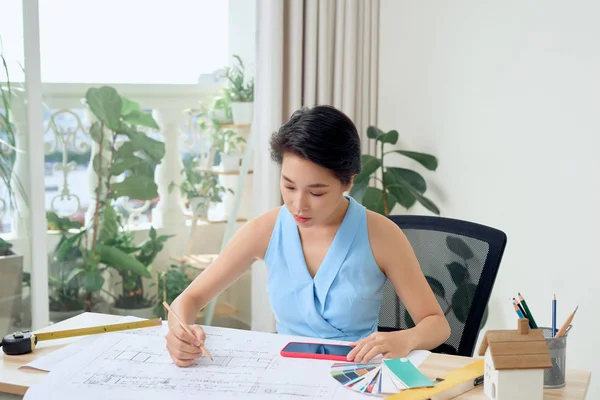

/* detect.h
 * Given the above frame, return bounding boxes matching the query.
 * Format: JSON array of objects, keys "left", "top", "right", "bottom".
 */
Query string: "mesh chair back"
[{"left": 378, "top": 215, "right": 507, "bottom": 357}]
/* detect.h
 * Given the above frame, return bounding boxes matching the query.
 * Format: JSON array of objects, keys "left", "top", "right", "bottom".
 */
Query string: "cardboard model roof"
[{"left": 477, "top": 318, "right": 552, "bottom": 370}]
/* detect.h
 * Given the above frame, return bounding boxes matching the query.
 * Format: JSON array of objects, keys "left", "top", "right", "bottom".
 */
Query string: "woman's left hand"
[{"left": 346, "top": 330, "right": 416, "bottom": 363}]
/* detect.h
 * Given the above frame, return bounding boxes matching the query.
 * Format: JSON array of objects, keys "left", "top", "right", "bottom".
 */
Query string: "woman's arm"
[
  {"left": 348, "top": 212, "right": 451, "bottom": 362},
  {"left": 170, "top": 208, "right": 279, "bottom": 325}
]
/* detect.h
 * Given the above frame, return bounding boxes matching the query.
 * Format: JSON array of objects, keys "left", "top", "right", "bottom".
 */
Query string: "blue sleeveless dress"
[{"left": 264, "top": 196, "right": 387, "bottom": 342}]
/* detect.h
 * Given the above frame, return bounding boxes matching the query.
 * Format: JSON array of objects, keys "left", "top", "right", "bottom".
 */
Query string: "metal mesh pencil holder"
[{"left": 541, "top": 327, "right": 569, "bottom": 389}]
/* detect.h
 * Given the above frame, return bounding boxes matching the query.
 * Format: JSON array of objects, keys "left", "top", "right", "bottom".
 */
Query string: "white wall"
[{"left": 379, "top": 1, "right": 599, "bottom": 397}]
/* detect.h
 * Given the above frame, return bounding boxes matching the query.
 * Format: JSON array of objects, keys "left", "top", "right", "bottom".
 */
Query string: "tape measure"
[{"left": 1, "top": 318, "right": 162, "bottom": 356}]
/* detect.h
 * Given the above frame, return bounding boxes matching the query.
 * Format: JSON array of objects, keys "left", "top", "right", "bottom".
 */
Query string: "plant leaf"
[
  {"left": 362, "top": 187, "right": 397, "bottom": 215},
  {"left": 110, "top": 156, "right": 143, "bottom": 176},
  {"left": 111, "top": 175, "right": 158, "bottom": 201},
  {"left": 446, "top": 261, "right": 468, "bottom": 286},
  {"left": 85, "top": 86, "right": 123, "bottom": 131},
  {"left": 122, "top": 110, "right": 159, "bottom": 130},
  {"left": 367, "top": 126, "right": 385, "bottom": 141},
  {"left": 381, "top": 130, "right": 399, "bottom": 145},
  {"left": 451, "top": 283, "right": 477, "bottom": 323},
  {"left": 446, "top": 236, "right": 474, "bottom": 259},
  {"left": 425, "top": 276, "right": 446, "bottom": 298},
  {"left": 387, "top": 167, "right": 427, "bottom": 193},
  {"left": 98, "top": 204, "right": 119, "bottom": 243},
  {"left": 349, "top": 178, "right": 368, "bottom": 203},
  {"left": 120, "top": 96, "right": 141, "bottom": 116},
  {"left": 353, "top": 155, "right": 381, "bottom": 184},
  {"left": 391, "top": 150, "right": 438, "bottom": 170},
  {"left": 83, "top": 272, "right": 105, "bottom": 293},
  {"left": 121, "top": 129, "right": 165, "bottom": 163},
  {"left": 383, "top": 170, "right": 416, "bottom": 209},
  {"left": 95, "top": 243, "right": 151, "bottom": 278},
  {"left": 388, "top": 168, "right": 441, "bottom": 215},
  {"left": 55, "top": 230, "right": 86, "bottom": 261}
]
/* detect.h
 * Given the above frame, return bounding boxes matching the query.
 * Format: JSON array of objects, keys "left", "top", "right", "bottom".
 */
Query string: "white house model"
[{"left": 477, "top": 318, "right": 552, "bottom": 400}]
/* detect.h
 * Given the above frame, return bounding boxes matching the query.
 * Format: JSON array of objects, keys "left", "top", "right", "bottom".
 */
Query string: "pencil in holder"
[{"left": 541, "top": 327, "right": 569, "bottom": 389}]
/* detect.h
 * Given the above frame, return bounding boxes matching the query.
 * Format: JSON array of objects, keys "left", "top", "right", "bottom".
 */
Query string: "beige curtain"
[
  {"left": 251, "top": 0, "right": 380, "bottom": 332},
  {"left": 283, "top": 0, "right": 380, "bottom": 155}
]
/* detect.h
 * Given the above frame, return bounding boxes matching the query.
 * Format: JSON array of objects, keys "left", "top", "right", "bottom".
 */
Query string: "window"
[{"left": 1, "top": 0, "right": 229, "bottom": 83}]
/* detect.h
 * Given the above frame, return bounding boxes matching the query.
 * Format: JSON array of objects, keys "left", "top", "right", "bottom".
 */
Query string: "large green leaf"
[
  {"left": 120, "top": 97, "right": 140, "bottom": 116},
  {"left": 367, "top": 126, "right": 385, "bottom": 140},
  {"left": 110, "top": 156, "right": 144, "bottom": 176},
  {"left": 383, "top": 170, "right": 416, "bottom": 209},
  {"left": 98, "top": 204, "right": 119, "bottom": 243},
  {"left": 349, "top": 178, "right": 369, "bottom": 203},
  {"left": 381, "top": 130, "right": 399, "bottom": 145},
  {"left": 388, "top": 168, "right": 440, "bottom": 215},
  {"left": 88, "top": 122, "right": 111, "bottom": 150},
  {"left": 387, "top": 167, "right": 427, "bottom": 193},
  {"left": 85, "top": 87, "right": 123, "bottom": 131},
  {"left": 446, "top": 261, "right": 468, "bottom": 286},
  {"left": 122, "top": 129, "right": 165, "bottom": 163},
  {"left": 111, "top": 175, "right": 158, "bottom": 201},
  {"left": 83, "top": 272, "right": 105, "bottom": 293},
  {"left": 354, "top": 155, "right": 381, "bottom": 184},
  {"left": 122, "top": 110, "right": 159, "bottom": 130},
  {"left": 55, "top": 230, "right": 86, "bottom": 261},
  {"left": 93, "top": 153, "right": 111, "bottom": 178},
  {"left": 362, "top": 187, "right": 397, "bottom": 215},
  {"left": 446, "top": 236, "right": 474, "bottom": 259},
  {"left": 452, "top": 282, "right": 477, "bottom": 323},
  {"left": 390, "top": 150, "right": 438, "bottom": 170},
  {"left": 410, "top": 191, "right": 440, "bottom": 215},
  {"left": 95, "top": 243, "right": 151, "bottom": 278},
  {"left": 425, "top": 275, "right": 446, "bottom": 298}
]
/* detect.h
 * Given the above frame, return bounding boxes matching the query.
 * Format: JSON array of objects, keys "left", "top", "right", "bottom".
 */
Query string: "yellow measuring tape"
[
  {"left": 385, "top": 359, "right": 484, "bottom": 400},
  {"left": 35, "top": 318, "right": 162, "bottom": 341}
]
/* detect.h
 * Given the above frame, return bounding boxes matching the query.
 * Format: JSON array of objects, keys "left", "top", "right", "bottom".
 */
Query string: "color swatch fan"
[{"left": 330, "top": 357, "right": 435, "bottom": 396}]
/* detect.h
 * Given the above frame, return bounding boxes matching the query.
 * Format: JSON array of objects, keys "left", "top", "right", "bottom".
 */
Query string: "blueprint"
[{"left": 23, "top": 323, "right": 430, "bottom": 400}]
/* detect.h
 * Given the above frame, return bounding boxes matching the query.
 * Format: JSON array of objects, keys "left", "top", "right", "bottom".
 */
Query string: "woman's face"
[{"left": 280, "top": 153, "right": 352, "bottom": 228}]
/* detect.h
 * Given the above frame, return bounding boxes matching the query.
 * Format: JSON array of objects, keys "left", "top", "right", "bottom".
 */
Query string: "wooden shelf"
[
  {"left": 199, "top": 168, "right": 254, "bottom": 176},
  {"left": 197, "top": 301, "right": 239, "bottom": 320},
  {"left": 170, "top": 253, "right": 218, "bottom": 269}
]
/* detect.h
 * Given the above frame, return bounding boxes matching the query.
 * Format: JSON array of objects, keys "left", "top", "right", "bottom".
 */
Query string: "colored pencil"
[
  {"left": 518, "top": 292, "right": 538, "bottom": 329},
  {"left": 513, "top": 298, "right": 533, "bottom": 328},
  {"left": 555, "top": 305, "right": 578, "bottom": 338},
  {"left": 552, "top": 295, "right": 557, "bottom": 337},
  {"left": 162, "top": 301, "right": 213, "bottom": 361},
  {"left": 512, "top": 301, "right": 525, "bottom": 319}
]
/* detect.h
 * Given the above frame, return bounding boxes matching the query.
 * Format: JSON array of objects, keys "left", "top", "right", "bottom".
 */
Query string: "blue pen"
[
  {"left": 513, "top": 301, "right": 525, "bottom": 319},
  {"left": 552, "top": 294, "right": 557, "bottom": 337}
]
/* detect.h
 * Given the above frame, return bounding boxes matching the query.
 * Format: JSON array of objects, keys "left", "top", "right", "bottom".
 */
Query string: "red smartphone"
[{"left": 280, "top": 341, "right": 354, "bottom": 361}]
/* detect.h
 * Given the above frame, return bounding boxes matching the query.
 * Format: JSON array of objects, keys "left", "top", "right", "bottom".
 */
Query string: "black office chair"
[{"left": 377, "top": 215, "right": 507, "bottom": 357}]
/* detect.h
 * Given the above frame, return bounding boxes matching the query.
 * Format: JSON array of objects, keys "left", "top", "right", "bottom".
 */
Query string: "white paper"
[
  {"left": 23, "top": 324, "right": 430, "bottom": 400},
  {"left": 21, "top": 316, "right": 152, "bottom": 372}
]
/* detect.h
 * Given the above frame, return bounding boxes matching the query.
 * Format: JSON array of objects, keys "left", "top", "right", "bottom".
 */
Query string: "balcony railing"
[{"left": 0, "top": 82, "right": 253, "bottom": 330}]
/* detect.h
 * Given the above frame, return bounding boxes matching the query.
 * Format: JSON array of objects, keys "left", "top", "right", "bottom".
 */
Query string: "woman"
[{"left": 165, "top": 105, "right": 450, "bottom": 367}]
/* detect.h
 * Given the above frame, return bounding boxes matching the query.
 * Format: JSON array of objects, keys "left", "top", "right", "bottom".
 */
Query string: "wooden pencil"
[
  {"left": 162, "top": 301, "right": 213, "bottom": 360},
  {"left": 555, "top": 305, "right": 578, "bottom": 338}
]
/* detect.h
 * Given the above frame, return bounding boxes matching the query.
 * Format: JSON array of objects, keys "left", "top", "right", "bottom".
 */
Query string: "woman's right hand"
[{"left": 165, "top": 314, "right": 207, "bottom": 367}]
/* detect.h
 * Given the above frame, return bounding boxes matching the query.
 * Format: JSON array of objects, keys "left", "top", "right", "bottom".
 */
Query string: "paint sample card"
[{"left": 383, "top": 358, "right": 435, "bottom": 388}]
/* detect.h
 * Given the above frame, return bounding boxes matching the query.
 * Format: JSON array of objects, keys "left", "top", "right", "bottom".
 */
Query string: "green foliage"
[
  {"left": 53, "top": 86, "right": 171, "bottom": 311},
  {"left": 0, "top": 51, "right": 28, "bottom": 217},
  {"left": 0, "top": 237, "right": 13, "bottom": 256},
  {"left": 168, "top": 157, "right": 231, "bottom": 203},
  {"left": 211, "top": 127, "right": 246, "bottom": 156},
  {"left": 153, "top": 264, "right": 195, "bottom": 319},
  {"left": 350, "top": 126, "right": 440, "bottom": 215},
  {"left": 222, "top": 55, "right": 254, "bottom": 102},
  {"left": 403, "top": 235, "right": 489, "bottom": 333}
]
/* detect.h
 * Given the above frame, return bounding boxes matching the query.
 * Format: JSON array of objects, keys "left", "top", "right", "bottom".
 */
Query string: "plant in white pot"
[
  {"left": 169, "top": 158, "right": 231, "bottom": 218},
  {"left": 222, "top": 55, "right": 254, "bottom": 125},
  {"left": 212, "top": 128, "right": 246, "bottom": 172}
]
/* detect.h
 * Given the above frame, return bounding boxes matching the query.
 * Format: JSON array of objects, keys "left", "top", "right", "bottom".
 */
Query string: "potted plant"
[
  {"left": 208, "top": 96, "right": 232, "bottom": 125},
  {"left": 56, "top": 86, "right": 167, "bottom": 312},
  {"left": 222, "top": 55, "right": 254, "bottom": 125},
  {"left": 0, "top": 237, "right": 23, "bottom": 333},
  {"left": 46, "top": 211, "right": 86, "bottom": 322},
  {"left": 211, "top": 127, "right": 246, "bottom": 172},
  {"left": 153, "top": 263, "right": 195, "bottom": 319},
  {"left": 169, "top": 158, "right": 231, "bottom": 218},
  {"left": 107, "top": 224, "right": 174, "bottom": 318},
  {"left": 350, "top": 126, "right": 440, "bottom": 215}
]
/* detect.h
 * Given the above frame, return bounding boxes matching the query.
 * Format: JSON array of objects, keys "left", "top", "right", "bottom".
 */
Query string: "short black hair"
[{"left": 269, "top": 105, "right": 362, "bottom": 185}]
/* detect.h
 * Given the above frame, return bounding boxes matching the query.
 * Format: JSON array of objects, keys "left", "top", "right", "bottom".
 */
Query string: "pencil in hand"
[{"left": 162, "top": 301, "right": 213, "bottom": 361}]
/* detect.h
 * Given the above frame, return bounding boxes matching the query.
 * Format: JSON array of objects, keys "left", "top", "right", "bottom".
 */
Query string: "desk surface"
[{"left": 0, "top": 313, "right": 592, "bottom": 399}]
